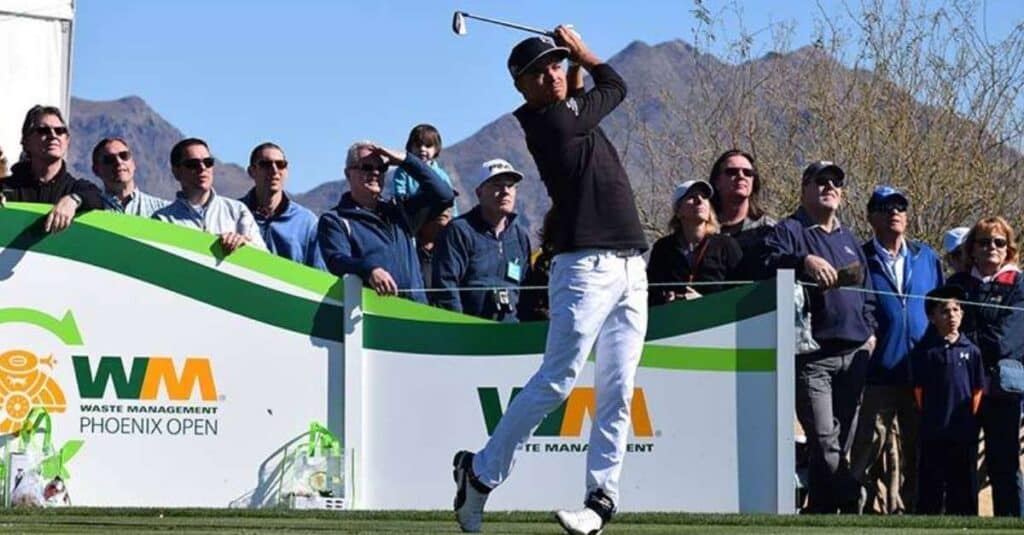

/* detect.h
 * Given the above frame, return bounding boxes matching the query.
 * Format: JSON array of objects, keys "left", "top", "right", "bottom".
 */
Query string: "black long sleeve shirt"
[
  {"left": 513, "top": 63, "right": 647, "bottom": 253},
  {"left": 2, "top": 162, "right": 103, "bottom": 211}
]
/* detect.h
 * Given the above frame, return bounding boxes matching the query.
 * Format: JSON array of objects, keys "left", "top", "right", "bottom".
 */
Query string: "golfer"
[{"left": 453, "top": 25, "right": 648, "bottom": 535}]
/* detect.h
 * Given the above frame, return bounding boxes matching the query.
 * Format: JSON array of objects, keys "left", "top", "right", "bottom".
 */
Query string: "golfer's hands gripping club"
[{"left": 553, "top": 25, "right": 600, "bottom": 69}]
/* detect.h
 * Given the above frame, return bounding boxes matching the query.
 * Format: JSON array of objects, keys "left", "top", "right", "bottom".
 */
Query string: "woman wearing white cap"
[{"left": 647, "top": 180, "right": 743, "bottom": 305}]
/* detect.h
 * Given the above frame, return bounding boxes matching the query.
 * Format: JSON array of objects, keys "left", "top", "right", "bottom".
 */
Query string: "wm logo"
[{"left": 478, "top": 387, "right": 653, "bottom": 437}]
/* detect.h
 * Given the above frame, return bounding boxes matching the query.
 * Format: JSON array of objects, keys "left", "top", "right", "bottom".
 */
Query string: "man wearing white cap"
[{"left": 432, "top": 159, "right": 532, "bottom": 322}]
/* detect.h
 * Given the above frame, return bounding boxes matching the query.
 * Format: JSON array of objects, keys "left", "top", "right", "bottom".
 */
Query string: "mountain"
[{"left": 68, "top": 96, "right": 254, "bottom": 200}]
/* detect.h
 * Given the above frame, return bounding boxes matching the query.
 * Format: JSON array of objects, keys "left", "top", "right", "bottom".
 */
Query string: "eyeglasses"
[
  {"left": 723, "top": 167, "right": 755, "bottom": 179},
  {"left": 179, "top": 157, "right": 216, "bottom": 170},
  {"left": 870, "top": 202, "right": 907, "bottom": 214},
  {"left": 32, "top": 126, "right": 68, "bottom": 137},
  {"left": 256, "top": 159, "right": 288, "bottom": 170},
  {"left": 977, "top": 237, "right": 1009, "bottom": 249},
  {"left": 805, "top": 174, "right": 844, "bottom": 188},
  {"left": 100, "top": 151, "right": 132, "bottom": 165},
  {"left": 351, "top": 163, "right": 388, "bottom": 174}
]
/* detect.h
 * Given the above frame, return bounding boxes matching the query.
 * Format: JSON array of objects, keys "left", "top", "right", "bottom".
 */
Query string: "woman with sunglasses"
[
  {"left": 708, "top": 149, "right": 776, "bottom": 280},
  {"left": 947, "top": 216, "right": 1024, "bottom": 516},
  {"left": 647, "top": 180, "right": 742, "bottom": 305},
  {"left": 0, "top": 105, "right": 103, "bottom": 232}
]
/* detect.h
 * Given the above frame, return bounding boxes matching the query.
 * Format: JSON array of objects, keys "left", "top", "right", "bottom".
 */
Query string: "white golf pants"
[{"left": 473, "top": 249, "right": 648, "bottom": 504}]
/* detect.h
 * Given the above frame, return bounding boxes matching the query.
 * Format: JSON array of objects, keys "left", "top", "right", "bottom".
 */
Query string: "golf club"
[{"left": 452, "top": 11, "right": 552, "bottom": 37}]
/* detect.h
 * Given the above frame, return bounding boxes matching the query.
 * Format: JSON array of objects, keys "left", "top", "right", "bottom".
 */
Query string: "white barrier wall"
[
  {"left": 343, "top": 272, "right": 795, "bottom": 513},
  {"left": 0, "top": 205, "right": 344, "bottom": 506},
  {"left": 0, "top": 203, "right": 795, "bottom": 512}
]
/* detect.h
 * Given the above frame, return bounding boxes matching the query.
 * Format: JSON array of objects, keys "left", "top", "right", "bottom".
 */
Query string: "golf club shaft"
[{"left": 462, "top": 12, "right": 551, "bottom": 36}]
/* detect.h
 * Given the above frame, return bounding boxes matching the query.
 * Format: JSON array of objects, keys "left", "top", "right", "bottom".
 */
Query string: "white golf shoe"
[
  {"left": 555, "top": 506, "right": 605, "bottom": 535},
  {"left": 453, "top": 450, "right": 490, "bottom": 533}
]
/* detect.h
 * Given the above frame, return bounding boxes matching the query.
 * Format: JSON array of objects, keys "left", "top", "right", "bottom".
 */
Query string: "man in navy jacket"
[
  {"left": 317, "top": 141, "right": 454, "bottom": 303},
  {"left": 850, "top": 186, "right": 943, "bottom": 513},
  {"left": 432, "top": 158, "right": 532, "bottom": 322},
  {"left": 764, "top": 161, "right": 877, "bottom": 513}
]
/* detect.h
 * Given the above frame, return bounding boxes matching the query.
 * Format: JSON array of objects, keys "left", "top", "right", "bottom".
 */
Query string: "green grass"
[{"left": 0, "top": 509, "right": 1022, "bottom": 534}]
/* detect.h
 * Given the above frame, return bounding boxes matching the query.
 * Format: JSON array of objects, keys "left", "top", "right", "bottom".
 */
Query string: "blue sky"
[{"left": 72, "top": 0, "right": 1023, "bottom": 192}]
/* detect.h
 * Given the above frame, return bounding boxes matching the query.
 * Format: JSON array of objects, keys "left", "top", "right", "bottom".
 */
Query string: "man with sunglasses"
[
  {"left": 238, "top": 142, "right": 324, "bottom": 269},
  {"left": 764, "top": 161, "right": 877, "bottom": 513},
  {"left": 153, "top": 138, "right": 266, "bottom": 254},
  {"left": 0, "top": 105, "right": 103, "bottom": 232},
  {"left": 318, "top": 140, "right": 455, "bottom": 303},
  {"left": 453, "top": 27, "right": 648, "bottom": 535},
  {"left": 849, "top": 186, "right": 943, "bottom": 514},
  {"left": 91, "top": 138, "right": 169, "bottom": 217}
]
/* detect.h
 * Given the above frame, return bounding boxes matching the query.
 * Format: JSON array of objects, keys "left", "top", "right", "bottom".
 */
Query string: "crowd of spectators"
[{"left": 2, "top": 103, "right": 1023, "bottom": 517}]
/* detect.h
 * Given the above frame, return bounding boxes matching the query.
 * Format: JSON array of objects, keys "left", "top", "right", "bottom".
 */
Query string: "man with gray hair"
[
  {"left": 92, "top": 137, "right": 169, "bottom": 217},
  {"left": 317, "top": 141, "right": 455, "bottom": 303}
]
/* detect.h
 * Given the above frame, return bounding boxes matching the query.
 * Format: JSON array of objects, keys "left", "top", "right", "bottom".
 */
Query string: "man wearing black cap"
[
  {"left": 764, "top": 161, "right": 877, "bottom": 513},
  {"left": 452, "top": 26, "right": 648, "bottom": 535}
]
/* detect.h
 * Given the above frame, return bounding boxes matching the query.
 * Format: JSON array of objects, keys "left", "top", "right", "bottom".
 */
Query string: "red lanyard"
[{"left": 687, "top": 237, "right": 711, "bottom": 283}]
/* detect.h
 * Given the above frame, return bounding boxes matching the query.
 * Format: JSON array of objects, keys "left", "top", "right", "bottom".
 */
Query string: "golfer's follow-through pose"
[{"left": 453, "top": 26, "right": 649, "bottom": 535}]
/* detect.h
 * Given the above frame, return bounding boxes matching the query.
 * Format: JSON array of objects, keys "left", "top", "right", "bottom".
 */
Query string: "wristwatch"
[{"left": 68, "top": 193, "right": 83, "bottom": 206}]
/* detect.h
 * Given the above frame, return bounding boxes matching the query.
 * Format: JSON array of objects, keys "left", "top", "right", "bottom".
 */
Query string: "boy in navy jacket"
[{"left": 911, "top": 285, "right": 984, "bottom": 515}]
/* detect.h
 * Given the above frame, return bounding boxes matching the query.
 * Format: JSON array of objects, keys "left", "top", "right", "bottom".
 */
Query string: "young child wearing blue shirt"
[
  {"left": 389, "top": 124, "right": 458, "bottom": 216},
  {"left": 911, "top": 285, "right": 984, "bottom": 515}
]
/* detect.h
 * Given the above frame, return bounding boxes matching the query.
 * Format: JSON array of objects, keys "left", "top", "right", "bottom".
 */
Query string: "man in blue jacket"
[
  {"left": 432, "top": 158, "right": 532, "bottom": 322},
  {"left": 849, "top": 186, "right": 942, "bottom": 514},
  {"left": 240, "top": 142, "right": 325, "bottom": 269},
  {"left": 764, "top": 161, "right": 877, "bottom": 514},
  {"left": 317, "top": 141, "right": 455, "bottom": 303}
]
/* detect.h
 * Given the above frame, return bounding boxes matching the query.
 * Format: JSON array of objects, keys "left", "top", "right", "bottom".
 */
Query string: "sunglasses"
[
  {"left": 100, "top": 151, "right": 132, "bottom": 165},
  {"left": 977, "top": 237, "right": 1009, "bottom": 249},
  {"left": 256, "top": 159, "right": 288, "bottom": 170},
  {"left": 870, "top": 202, "right": 907, "bottom": 214},
  {"left": 352, "top": 163, "right": 388, "bottom": 174},
  {"left": 179, "top": 157, "right": 216, "bottom": 170},
  {"left": 805, "top": 174, "right": 845, "bottom": 188},
  {"left": 32, "top": 126, "right": 68, "bottom": 137},
  {"left": 723, "top": 167, "right": 755, "bottom": 179}
]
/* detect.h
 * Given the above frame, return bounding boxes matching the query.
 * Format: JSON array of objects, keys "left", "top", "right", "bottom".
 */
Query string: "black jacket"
[
  {"left": 947, "top": 269, "right": 1024, "bottom": 370},
  {"left": 513, "top": 64, "right": 646, "bottom": 253},
  {"left": 1, "top": 162, "right": 103, "bottom": 211},
  {"left": 647, "top": 232, "right": 743, "bottom": 305}
]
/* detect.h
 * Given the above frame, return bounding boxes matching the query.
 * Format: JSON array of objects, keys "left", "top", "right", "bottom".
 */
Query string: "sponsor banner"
[
  {"left": 345, "top": 278, "right": 795, "bottom": 513},
  {"left": 0, "top": 205, "right": 344, "bottom": 507}
]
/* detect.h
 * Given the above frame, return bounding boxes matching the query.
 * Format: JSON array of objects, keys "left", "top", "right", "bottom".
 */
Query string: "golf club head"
[{"left": 453, "top": 11, "right": 468, "bottom": 36}]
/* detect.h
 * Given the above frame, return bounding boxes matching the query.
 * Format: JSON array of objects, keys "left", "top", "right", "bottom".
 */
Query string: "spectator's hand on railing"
[
  {"left": 219, "top": 232, "right": 251, "bottom": 254},
  {"left": 44, "top": 194, "right": 79, "bottom": 233},
  {"left": 803, "top": 255, "right": 839, "bottom": 289},
  {"left": 0, "top": 191, "right": 6, "bottom": 208},
  {"left": 682, "top": 286, "right": 703, "bottom": 300},
  {"left": 368, "top": 267, "right": 399, "bottom": 297}
]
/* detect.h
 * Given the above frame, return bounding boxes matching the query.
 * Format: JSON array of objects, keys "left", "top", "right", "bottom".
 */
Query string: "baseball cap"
[
  {"left": 943, "top": 227, "right": 970, "bottom": 254},
  {"left": 671, "top": 180, "right": 714, "bottom": 208},
  {"left": 475, "top": 158, "right": 524, "bottom": 189},
  {"left": 507, "top": 36, "right": 570, "bottom": 80},
  {"left": 802, "top": 161, "right": 845, "bottom": 184},
  {"left": 867, "top": 185, "right": 909, "bottom": 211},
  {"left": 925, "top": 284, "right": 967, "bottom": 315}
]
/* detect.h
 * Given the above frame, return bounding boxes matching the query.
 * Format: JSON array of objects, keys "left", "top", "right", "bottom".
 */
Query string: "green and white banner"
[
  {"left": 343, "top": 272, "right": 796, "bottom": 513},
  {"left": 0, "top": 203, "right": 795, "bottom": 512},
  {"left": 0, "top": 204, "right": 344, "bottom": 507}
]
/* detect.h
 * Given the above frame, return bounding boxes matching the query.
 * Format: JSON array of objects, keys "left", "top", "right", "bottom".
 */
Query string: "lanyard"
[{"left": 687, "top": 237, "right": 712, "bottom": 283}]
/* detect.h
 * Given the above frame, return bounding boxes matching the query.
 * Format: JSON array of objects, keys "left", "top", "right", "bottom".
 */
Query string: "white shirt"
[{"left": 872, "top": 238, "right": 907, "bottom": 293}]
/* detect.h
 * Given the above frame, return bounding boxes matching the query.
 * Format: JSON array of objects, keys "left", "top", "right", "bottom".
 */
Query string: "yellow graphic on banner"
[{"left": 0, "top": 349, "right": 67, "bottom": 434}]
